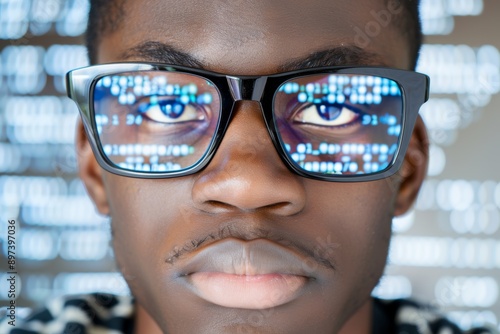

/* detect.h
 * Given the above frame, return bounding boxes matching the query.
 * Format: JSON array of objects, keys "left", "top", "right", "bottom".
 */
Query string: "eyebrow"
[
  {"left": 120, "top": 41, "right": 205, "bottom": 68},
  {"left": 120, "top": 41, "right": 388, "bottom": 73},
  {"left": 278, "top": 46, "right": 388, "bottom": 71}
]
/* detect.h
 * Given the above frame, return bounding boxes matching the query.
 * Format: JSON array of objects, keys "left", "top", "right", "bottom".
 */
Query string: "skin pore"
[{"left": 77, "top": 0, "right": 429, "bottom": 333}]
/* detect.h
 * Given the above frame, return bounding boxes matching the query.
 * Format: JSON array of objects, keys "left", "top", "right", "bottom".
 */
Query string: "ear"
[
  {"left": 393, "top": 116, "right": 429, "bottom": 216},
  {"left": 76, "top": 120, "right": 110, "bottom": 215}
]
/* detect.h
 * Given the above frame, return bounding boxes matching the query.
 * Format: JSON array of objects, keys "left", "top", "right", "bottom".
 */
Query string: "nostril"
[
  {"left": 201, "top": 200, "right": 236, "bottom": 213},
  {"left": 200, "top": 200, "right": 296, "bottom": 214},
  {"left": 198, "top": 192, "right": 303, "bottom": 216},
  {"left": 259, "top": 202, "right": 304, "bottom": 217}
]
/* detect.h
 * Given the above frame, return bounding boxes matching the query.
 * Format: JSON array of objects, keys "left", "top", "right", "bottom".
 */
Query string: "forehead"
[{"left": 98, "top": 0, "right": 410, "bottom": 73}]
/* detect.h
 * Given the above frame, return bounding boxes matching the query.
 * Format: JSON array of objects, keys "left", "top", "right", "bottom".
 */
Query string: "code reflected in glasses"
[
  {"left": 93, "top": 72, "right": 221, "bottom": 172},
  {"left": 275, "top": 74, "right": 403, "bottom": 175}
]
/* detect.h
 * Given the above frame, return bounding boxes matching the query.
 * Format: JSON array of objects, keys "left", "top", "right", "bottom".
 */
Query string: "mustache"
[{"left": 164, "top": 224, "right": 338, "bottom": 272}]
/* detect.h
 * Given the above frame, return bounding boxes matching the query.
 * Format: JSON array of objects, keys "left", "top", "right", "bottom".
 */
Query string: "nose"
[{"left": 191, "top": 101, "right": 306, "bottom": 215}]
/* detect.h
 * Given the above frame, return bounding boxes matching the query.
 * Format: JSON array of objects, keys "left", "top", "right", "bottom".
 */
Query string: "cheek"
[
  {"left": 343, "top": 200, "right": 392, "bottom": 290},
  {"left": 305, "top": 179, "right": 395, "bottom": 304},
  {"left": 342, "top": 180, "right": 393, "bottom": 268},
  {"left": 104, "top": 174, "right": 191, "bottom": 296}
]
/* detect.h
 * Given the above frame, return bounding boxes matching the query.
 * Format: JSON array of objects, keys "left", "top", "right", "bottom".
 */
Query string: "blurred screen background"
[{"left": 0, "top": 0, "right": 499, "bottom": 330}]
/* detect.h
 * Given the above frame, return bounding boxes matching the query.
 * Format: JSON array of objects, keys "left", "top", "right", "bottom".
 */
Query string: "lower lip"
[{"left": 188, "top": 272, "right": 307, "bottom": 309}]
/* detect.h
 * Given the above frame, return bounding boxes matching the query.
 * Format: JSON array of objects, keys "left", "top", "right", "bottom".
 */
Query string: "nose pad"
[{"left": 192, "top": 101, "right": 306, "bottom": 215}]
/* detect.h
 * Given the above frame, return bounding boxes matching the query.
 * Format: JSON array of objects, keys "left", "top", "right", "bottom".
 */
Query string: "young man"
[{"left": 1, "top": 0, "right": 497, "bottom": 333}]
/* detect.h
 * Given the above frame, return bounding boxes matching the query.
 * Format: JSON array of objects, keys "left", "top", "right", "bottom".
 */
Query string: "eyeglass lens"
[
  {"left": 93, "top": 71, "right": 221, "bottom": 172},
  {"left": 274, "top": 74, "right": 403, "bottom": 175},
  {"left": 92, "top": 71, "right": 403, "bottom": 176}
]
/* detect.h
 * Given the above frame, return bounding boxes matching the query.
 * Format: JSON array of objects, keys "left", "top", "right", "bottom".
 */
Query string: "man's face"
[{"left": 79, "top": 0, "right": 427, "bottom": 333}]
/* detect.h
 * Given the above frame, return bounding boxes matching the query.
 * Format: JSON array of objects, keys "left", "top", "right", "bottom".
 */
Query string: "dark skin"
[{"left": 77, "top": 0, "right": 429, "bottom": 333}]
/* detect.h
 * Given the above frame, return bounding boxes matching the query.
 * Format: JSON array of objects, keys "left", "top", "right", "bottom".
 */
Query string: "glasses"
[{"left": 66, "top": 63, "right": 429, "bottom": 182}]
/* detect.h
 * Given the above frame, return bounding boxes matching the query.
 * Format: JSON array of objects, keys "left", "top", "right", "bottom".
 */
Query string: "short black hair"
[
  {"left": 86, "top": 0, "right": 126, "bottom": 65},
  {"left": 86, "top": 0, "right": 422, "bottom": 69},
  {"left": 392, "top": 0, "right": 423, "bottom": 69}
]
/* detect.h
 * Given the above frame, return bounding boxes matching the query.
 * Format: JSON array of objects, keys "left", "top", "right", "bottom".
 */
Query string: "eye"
[
  {"left": 137, "top": 96, "right": 206, "bottom": 124},
  {"left": 292, "top": 102, "right": 362, "bottom": 127}
]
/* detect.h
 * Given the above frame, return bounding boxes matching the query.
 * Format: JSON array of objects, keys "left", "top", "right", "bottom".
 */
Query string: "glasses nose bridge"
[
  {"left": 224, "top": 75, "right": 284, "bottom": 165},
  {"left": 226, "top": 76, "right": 268, "bottom": 102}
]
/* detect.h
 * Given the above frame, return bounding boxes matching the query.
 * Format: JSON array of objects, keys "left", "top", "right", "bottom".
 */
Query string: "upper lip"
[{"left": 177, "top": 238, "right": 315, "bottom": 278}]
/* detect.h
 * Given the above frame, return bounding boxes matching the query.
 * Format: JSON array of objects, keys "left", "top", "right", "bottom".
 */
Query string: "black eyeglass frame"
[{"left": 66, "top": 62, "right": 429, "bottom": 182}]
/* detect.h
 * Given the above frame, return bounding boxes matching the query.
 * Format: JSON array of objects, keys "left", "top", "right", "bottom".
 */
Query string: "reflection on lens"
[
  {"left": 93, "top": 71, "right": 221, "bottom": 173},
  {"left": 274, "top": 74, "right": 403, "bottom": 176}
]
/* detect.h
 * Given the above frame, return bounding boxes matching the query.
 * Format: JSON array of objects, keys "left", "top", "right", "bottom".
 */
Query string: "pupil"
[
  {"left": 160, "top": 101, "right": 185, "bottom": 118},
  {"left": 317, "top": 103, "right": 341, "bottom": 121}
]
